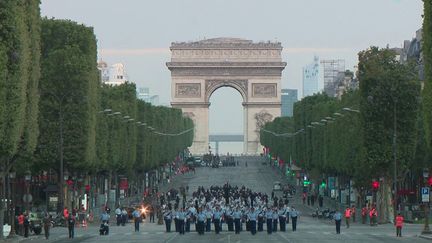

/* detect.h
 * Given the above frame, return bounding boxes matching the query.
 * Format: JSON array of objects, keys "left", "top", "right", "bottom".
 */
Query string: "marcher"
[
  {"left": 248, "top": 207, "right": 257, "bottom": 235},
  {"left": 290, "top": 207, "right": 298, "bottom": 231},
  {"left": 361, "top": 206, "right": 368, "bottom": 224},
  {"left": 278, "top": 205, "right": 287, "bottom": 232},
  {"left": 257, "top": 209, "right": 264, "bottom": 232},
  {"left": 163, "top": 208, "right": 173, "bottom": 232},
  {"left": 213, "top": 206, "right": 222, "bottom": 234},
  {"left": 67, "top": 215, "right": 75, "bottom": 239},
  {"left": 344, "top": 207, "right": 351, "bottom": 228},
  {"left": 205, "top": 207, "right": 212, "bottom": 232},
  {"left": 334, "top": 209, "right": 342, "bottom": 234},
  {"left": 197, "top": 208, "right": 206, "bottom": 235},
  {"left": 43, "top": 213, "right": 51, "bottom": 239},
  {"left": 177, "top": 208, "right": 186, "bottom": 235},
  {"left": 395, "top": 213, "right": 404, "bottom": 237},
  {"left": 132, "top": 208, "right": 141, "bottom": 232},
  {"left": 272, "top": 207, "right": 279, "bottom": 232},
  {"left": 233, "top": 207, "right": 241, "bottom": 234},
  {"left": 265, "top": 208, "right": 273, "bottom": 234}
]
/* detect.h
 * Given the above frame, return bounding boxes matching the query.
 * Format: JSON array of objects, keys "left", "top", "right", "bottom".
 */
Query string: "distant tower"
[
  {"left": 281, "top": 89, "right": 298, "bottom": 117},
  {"left": 302, "top": 56, "right": 320, "bottom": 97},
  {"left": 97, "top": 60, "right": 128, "bottom": 86}
]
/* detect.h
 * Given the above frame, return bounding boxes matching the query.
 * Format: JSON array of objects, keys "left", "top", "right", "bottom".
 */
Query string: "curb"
[{"left": 420, "top": 234, "right": 432, "bottom": 240}]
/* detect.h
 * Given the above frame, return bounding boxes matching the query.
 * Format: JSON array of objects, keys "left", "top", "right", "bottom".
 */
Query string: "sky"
[{"left": 41, "top": 0, "right": 423, "bottom": 154}]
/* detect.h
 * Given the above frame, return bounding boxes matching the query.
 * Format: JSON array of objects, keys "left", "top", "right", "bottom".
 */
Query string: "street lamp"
[{"left": 8, "top": 171, "right": 16, "bottom": 238}]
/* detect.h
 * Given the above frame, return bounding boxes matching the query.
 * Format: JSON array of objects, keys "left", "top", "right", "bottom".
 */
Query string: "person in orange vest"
[
  {"left": 17, "top": 213, "right": 25, "bottom": 236},
  {"left": 361, "top": 206, "right": 368, "bottom": 224},
  {"left": 63, "top": 207, "right": 69, "bottom": 219},
  {"left": 351, "top": 205, "right": 356, "bottom": 222},
  {"left": 344, "top": 207, "right": 351, "bottom": 228},
  {"left": 369, "top": 206, "right": 377, "bottom": 226},
  {"left": 395, "top": 213, "right": 404, "bottom": 237}
]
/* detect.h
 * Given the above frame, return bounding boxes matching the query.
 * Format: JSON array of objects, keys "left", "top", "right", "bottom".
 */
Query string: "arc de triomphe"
[{"left": 167, "top": 38, "right": 286, "bottom": 154}]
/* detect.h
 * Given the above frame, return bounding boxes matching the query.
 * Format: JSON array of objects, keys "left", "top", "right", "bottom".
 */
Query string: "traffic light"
[
  {"left": 428, "top": 176, "right": 432, "bottom": 186},
  {"left": 372, "top": 180, "right": 380, "bottom": 190},
  {"left": 320, "top": 180, "right": 326, "bottom": 188}
]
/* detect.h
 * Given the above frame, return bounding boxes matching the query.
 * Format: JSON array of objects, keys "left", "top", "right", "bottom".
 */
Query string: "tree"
[{"left": 423, "top": 0, "right": 432, "bottom": 159}]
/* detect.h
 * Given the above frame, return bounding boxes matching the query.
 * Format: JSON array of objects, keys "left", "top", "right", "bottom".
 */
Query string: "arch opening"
[{"left": 209, "top": 87, "right": 244, "bottom": 155}]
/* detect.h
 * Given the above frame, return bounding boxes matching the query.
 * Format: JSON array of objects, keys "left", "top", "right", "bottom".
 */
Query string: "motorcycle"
[{"left": 29, "top": 212, "right": 42, "bottom": 235}]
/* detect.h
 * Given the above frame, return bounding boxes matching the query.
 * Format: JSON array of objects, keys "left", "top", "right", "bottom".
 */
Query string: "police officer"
[
  {"left": 257, "top": 207, "right": 264, "bottom": 232},
  {"left": 272, "top": 207, "right": 279, "bottom": 232},
  {"left": 233, "top": 206, "right": 242, "bottom": 234},
  {"left": 115, "top": 206, "right": 122, "bottom": 226},
  {"left": 132, "top": 208, "right": 141, "bottom": 232},
  {"left": 185, "top": 209, "right": 191, "bottom": 232},
  {"left": 213, "top": 206, "right": 223, "bottom": 234},
  {"left": 197, "top": 208, "right": 206, "bottom": 235},
  {"left": 226, "top": 206, "right": 234, "bottom": 231},
  {"left": 278, "top": 205, "right": 287, "bottom": 232},
  {"left": 247, "top": 207, "right": 258, "bottom": 235},
  {"left": 163, "top": 208, "right": 173, "bottom": 232},
  {"left": 205, "top": 207, "right": 212, "bottom": 232},
  {"left": 333, "top": 209, "right": 342, "bottom": 234},
  {"left": 265, "top": 207, "right": 273, "bottom": 234},
  {"left": 290, "top": 207, "right": 299, "bottom": 231},
  {"left": 177, "top": 208, "right": 186, "bottom": 235}
]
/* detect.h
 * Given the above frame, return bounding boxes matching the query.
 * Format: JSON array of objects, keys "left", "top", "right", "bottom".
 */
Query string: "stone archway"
[{"left": 167, "top": 38, "right": 286, "bottom": 155}]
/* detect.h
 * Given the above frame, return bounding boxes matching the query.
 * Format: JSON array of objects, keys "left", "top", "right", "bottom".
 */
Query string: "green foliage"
[
  {"left": 0, "top": 0, "right": 40, "bottom": 168},
  {"left": 423, "top": 0, "right": 432, "bottom": 152},
  {"left": 358, "top": 47, "right": 420, "bottom": 178},
  {"left": 37, "top": 18, "right": 98, "bottom": 172}
]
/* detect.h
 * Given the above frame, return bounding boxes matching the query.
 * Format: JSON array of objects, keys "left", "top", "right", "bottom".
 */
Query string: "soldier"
[
  {"left": 265, "top": 207, "right": 273, "bottom": 234},
  {"left": 163, "top": 207, "right": 173, "bottom": 232},
  {"left": 247, "top": 207, "right": 258, "bottom": 235}
]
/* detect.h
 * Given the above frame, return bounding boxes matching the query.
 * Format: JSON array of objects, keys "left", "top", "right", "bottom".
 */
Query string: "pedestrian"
[
  {"left": 290, "top": 207, "right": 298, "bottom": 231},
  {"left": 395, "top": 213, "right": 404, "bottom": 237},
  {"left": 23, "top": 214, "right": 30, "bottom": 238},
  {"left": 318, "top": 195, "right": 323, "bottom": 208},
  {"left": 149, "top": 205, "right": 155, "bottom": 223},
  {"left": 43, "top": 213, "right": 51, "bottom": 239},
  {"left": 361, "top": 206, "right": 368, "bottom": 224},
  {"left": 302, "top": 193, "right": 306, "bottom": 204},
  {"left": 333, "top": 209, "right": 342, "bottom": 234},
  {"left": 265, "top": 207, "right": 273, "bottom": 234},
  {"left": 121, "top": 207, "right": 128, "bottom": 226},
  {"left": 344, "top": 207, "right": 351, "bottom": 228},
  {"left": 115, "top": 206, "right": 122, "bottom": 226},
  {"left": 351, "top": 205, "right": 356, "bottom": 222},
  {"left": 67, "top": 215, "right": 75, "bottom": 239},
  {"left": 132, "top": 208, "right": 141, "bottom": 232},
  {"left": 247, "top": 207, "right": 257, "bottom": 235},
  {"left": 17, "top": 212, "right": 24, "bottom": 236},
  {"left": 369, "top": 206, "right": 377, "bottom": 226}
]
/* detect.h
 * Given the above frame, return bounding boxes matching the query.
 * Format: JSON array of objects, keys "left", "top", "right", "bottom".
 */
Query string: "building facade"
[
  {"left": 97, "top": 60, "right": 128, "bottom": 86},
  {"left": 302, "top": 56, "right": 320, "bottom": 97},
  {"left": 281, "top": 89, "right": 298, "bottom": 117}
]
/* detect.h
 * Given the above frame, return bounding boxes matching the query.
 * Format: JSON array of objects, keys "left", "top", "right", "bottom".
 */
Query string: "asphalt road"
[{"left": 16, "top": 156, "right": 430, "bottom": 243}]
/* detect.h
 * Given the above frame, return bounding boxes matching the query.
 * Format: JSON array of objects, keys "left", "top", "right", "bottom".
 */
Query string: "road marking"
[
  {"left": 156, "top": 231, "right": 164, "bottom": 234},
  {"left": 165, "top": 233, "right": 178, "bottom": 243},
  {"left": 141, "top": 232, "right": 149, "bottom": 234}
]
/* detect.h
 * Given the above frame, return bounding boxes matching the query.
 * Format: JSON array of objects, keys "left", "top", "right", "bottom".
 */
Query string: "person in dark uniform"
[
  {"left": 205, "top": 207, "right": 212, "bottom": 232},
  {"left": 67, "top": 215, "right": 75, "bottom": 238},
  {"left": 257, "top": 208, "right": 264, "bottom": 232},
  {"left": 197, "top": 208, "right": 206, "bottom": 235},
  {"left": 333, "top": 209, "right": 342, "bottom": 234},
  {"left": 279, "top": 205, "right": 287, "bottom": 232},
  {"left": 272, "top": 207, "right": 278, "bottom": 232},
  {"left": 213, "top": 206, "right": 222, "bottom": 234},
  {"left": 177, "top": 208, "right": 186, "bottom": 235},
  {"left": 233, "top": 207, "right": 241, "bottom": 234},
  {"left": 226, "top": 207, "right": 234, "bottom": 231}
]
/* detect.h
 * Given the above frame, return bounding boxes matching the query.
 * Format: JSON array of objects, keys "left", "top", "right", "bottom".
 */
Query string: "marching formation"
[{"left": 162, "top": 183, "right": 300, "bottom": 235}]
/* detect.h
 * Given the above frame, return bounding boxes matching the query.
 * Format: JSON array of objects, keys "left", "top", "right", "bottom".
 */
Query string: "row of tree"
[{"left": 0, "top": 2, "right": 194, "bottom": 235}]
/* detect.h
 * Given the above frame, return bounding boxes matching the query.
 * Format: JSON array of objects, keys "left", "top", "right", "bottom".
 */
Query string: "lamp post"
[
  {"left": 8, "top": 171, "right": 16, "bottom": 238},
  {"left": 24, "top": 171, "right": 31, "bottom": 213}
]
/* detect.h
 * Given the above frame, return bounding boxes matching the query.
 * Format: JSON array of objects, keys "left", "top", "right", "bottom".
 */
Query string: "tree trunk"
[{"left": 0, "top": 171, "right": 6, "bottom": 240}]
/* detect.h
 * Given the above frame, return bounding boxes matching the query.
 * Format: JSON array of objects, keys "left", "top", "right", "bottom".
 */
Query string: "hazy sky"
[{"left": 41, "top": 0, "right": 423, "bottom": 153}]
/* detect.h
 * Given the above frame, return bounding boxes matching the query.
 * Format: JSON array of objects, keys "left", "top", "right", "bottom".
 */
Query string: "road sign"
[{"left": 422, "top": 187, "right": 430, "bottom": 202}]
